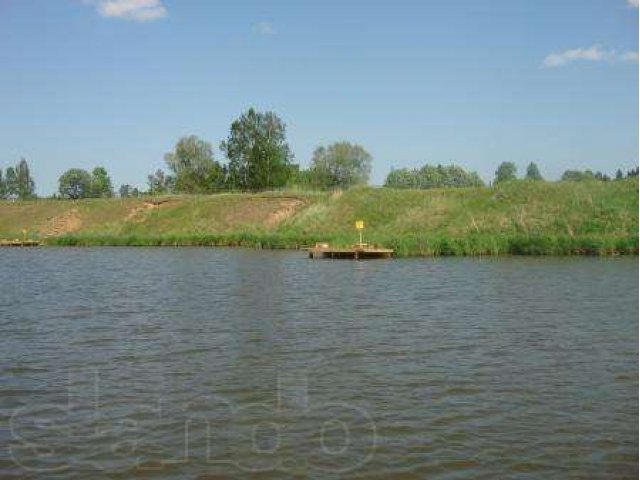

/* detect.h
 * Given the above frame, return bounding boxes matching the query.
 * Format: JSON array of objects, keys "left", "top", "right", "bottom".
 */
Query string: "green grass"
[
  {"left": 2, "top": 179, "right": 638, "bottom": 256},
  {"left": 47, "top": 232, "right": 638, "bottom": 256}
]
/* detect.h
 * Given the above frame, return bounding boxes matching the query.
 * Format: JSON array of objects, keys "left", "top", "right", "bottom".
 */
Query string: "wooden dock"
[
  {"left": 306, "top": 243, "right": 393, "bottom": 259},
  {"left": 0, "top": 239, "right": 40, "bottom": 247}
]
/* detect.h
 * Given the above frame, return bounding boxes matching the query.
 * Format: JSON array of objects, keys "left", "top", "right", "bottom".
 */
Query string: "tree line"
[
  {"left": 145, "top": 108, "right": 373, "bottom": 195},
  {"left": 0, "top": 107, "right": 638, "bottom": 199},
  {"left": 385, "top": 164, "right": 484, "bottom": 189},
  {"left": 490, "top": 161, "right": 639, "bottom": 185},
  {"left": 383, "top": 160, "right": 639, "bottom": 190}
]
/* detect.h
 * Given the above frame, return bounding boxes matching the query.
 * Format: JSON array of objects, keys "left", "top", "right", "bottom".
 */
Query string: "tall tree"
[
  {"left": 310, "top": 142, "right": 372, "bottom": 189},
  {"left": 5, "top": 167, "right": 18, "bottom": 199},
  {"left": 58, "top": 169, "right": 93, "bottom": 199},
  {"left": 16, "top": 158, "right": 35, "bottom": 199},
  {"left": 525, "top": 162, "right": 543, "bottom": 181},
  {"left": 615, "top": 168, "right": 624, "bottom": 180},
  {"left": 164, "top": 135, "right": 222, "bottom": 193},
  {"left": 147, "top": 168, "right": 172, "bottom": 194},
  {"left": 0, "top": 169, "right": 5, "bottom": 199},
  {"left": 90, "top": 167, "right": 113, "bottom": 198},
  {"left": 494, "top": 162, "right": 517, "bottom": 184},
  {"left": 220, "top": 108, "right": 294, "bottom": 190}
]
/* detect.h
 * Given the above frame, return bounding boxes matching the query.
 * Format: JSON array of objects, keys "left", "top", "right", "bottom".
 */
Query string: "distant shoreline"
[
  {"left": 41, "top": 233, "right": 638, "bottom": 257},
  {"left": 1, "top": 180, "right": 637, "bottom": 257}
]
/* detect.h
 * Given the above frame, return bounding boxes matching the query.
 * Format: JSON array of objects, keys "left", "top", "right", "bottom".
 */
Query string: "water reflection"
[{"left": 0, "top": 249, "right": 637, "bottom": 478}]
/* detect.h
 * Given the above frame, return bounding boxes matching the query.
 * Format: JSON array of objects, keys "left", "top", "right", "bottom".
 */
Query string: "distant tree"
[
  {"left": 220, "top": 108, "right": 294, "bottom": 190},
  {"left": 119, "top": 184, "right": 132, "bottom": 198},
  {"left": 525, "top": 162, "right": 543, "bottom": 181},
  {"left": 90, "top": 166, "right": 113, "bottom": 198},
  {"left": 561, "top": 170, "right": 595, "bottom": 182},
  {"left": 384, "top": 164, "right": 484, "bottom": 189},
  {"left": 0, "top": 169, "right": 5, "bottom": 199},
  {"left": 5, "top": 167, "right": 18, "bottom": 199},
  {"left": 615, "top": 168, "right": 624, "bottom": 180},
  {"left": 422, "top": 164, "right": 483, "bottom": 188},
  {"left": 164, "top": 135, "right": 223, "bottom": 193},
  {"left": 385, "top": 168, "right": 421, "bottom": 189},
  {"left": 627, "top": 167, "right": 639, "bottom": 178},
  {"left": 16, "top": 158, "right": 35, "bottom": 199},
  {"left": 147, "top": 168, "right": 172, "bottom": 195},
  {"left": 494, "top": 162, "right": 517, "bottom": 184},
  {"left": 286, "top": 165, "right": 316, "bottom": 190},
  {"left": 58, "top": 168, "right": 93, "bottom": 199},
  {"left": 310, "top": 142, "right": 372, "bottom": 189}
]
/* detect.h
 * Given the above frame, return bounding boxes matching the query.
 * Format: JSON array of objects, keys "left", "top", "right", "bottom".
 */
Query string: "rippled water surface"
[{"left": 1, "top": 248, "right": 637, "bottom": 478}]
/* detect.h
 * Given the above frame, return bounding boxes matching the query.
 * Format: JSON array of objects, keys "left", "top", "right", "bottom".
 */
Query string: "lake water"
[{"left": 0, "top": 248, "right": 637, "bottom": 479}]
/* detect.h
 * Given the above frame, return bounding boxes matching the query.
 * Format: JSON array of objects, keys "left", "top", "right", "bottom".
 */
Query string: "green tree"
[
  {"left": 164, "top": 135, "right": 223, "bottom": 193},
  {"left": 58, "top": 168, "right": 92, "bottom": 199},
  {"left": 16, "top": 158, "right": 35, "bottom": 199},
  {"left": 525, "top": 162, "right": 543, "bottom": 181},
  {"left": 119, "top": 184, "right": 132, "bottom": 198},
  {"left": 5, "top": 167, "right": 18, "bottom": 199},
  {"left": 310, "top": 142, "right": 372, "bottom": 189},
  {"left": 385, "top": 164, "right": 483, "bottom": 189},
  {"left": 561, "top": 170, "right": 595, "bottom": 182},
  {"left": 147, "top": 168, "right": 172, "bottom": 194},
  {"left": 286, "top": 165, "right": 315, "bottom": 190},
  {"left": 90, "top": 166, "right": 113, "bottom": 198},
  {"left": 494, "top": 162, "right": 517, "bottom": 184},
  {"left": 0, "top": 169, "right": 5, "bottom": 199},
  {"left": 384, "top": 168, "right": 420, "bottom": 188},
  {"left": 220, "top": 108, "right": 294, "bottom": 190},
  {"left": 616, "top": 168, "right": 624, "bottom": 180},
  {"left": 119, "top": 184, "right": 140, "bottom": 198}
]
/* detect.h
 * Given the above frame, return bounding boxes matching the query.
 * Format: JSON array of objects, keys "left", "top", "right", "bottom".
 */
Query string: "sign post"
[{"left": 355, "top": 220, "right": 364, "bottom": 246}]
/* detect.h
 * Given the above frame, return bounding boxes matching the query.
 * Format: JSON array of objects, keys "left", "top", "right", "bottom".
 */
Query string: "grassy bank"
[{"left": 1, "top": 179, "right": 637, "bottom": 256}]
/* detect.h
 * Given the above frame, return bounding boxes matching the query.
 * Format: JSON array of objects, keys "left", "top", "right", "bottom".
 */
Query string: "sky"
[{"left": 0, "top": 0, "right": 638, "bottom": 195}]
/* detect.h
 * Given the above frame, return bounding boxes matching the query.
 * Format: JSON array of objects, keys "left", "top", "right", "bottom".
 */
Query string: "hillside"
[{"left": 0, "top": 179, "right": 637, "bottom": 256}]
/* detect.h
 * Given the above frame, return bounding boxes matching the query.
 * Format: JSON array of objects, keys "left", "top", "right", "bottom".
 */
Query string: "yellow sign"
[{"left": 355, "top": 220, "right": 364, "bottom": 230}]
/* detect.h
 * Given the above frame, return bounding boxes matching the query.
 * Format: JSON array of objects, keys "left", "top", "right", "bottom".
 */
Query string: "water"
[{"left": 0, "top": 248, "right": 637, "bottom": 479}]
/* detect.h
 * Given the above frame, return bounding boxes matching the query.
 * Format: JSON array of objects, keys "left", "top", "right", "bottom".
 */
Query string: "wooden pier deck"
[
  {"left": 0, "top": 239, "right": 40, "bottom": 247},
  {"left": 306, "top": 244, "right": 393, "bottom": 259}
]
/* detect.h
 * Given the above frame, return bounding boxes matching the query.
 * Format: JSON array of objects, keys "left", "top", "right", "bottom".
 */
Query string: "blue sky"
[{"left": 0, "top": 0, "right": 638, "bottom": 194}]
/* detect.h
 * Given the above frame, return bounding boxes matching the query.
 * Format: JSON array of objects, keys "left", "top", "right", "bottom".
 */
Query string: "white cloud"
[
  {"left": 627, "top": 0, "right": 639, "bottom": 8},
  {"left": 620, "top": 51, "right": 639, "bottom": 62},
  {"left": 85, "top": 0, "right": 168, "bottom": 22},
  {"left": 543, "top": 45, "right": 638, "bottom": 68},
  {"left": 254, "top": 20, "right": 276, "bottom": 35},
  {"left": 543, "top": 45, "right": 613, "bottom": 67}
]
